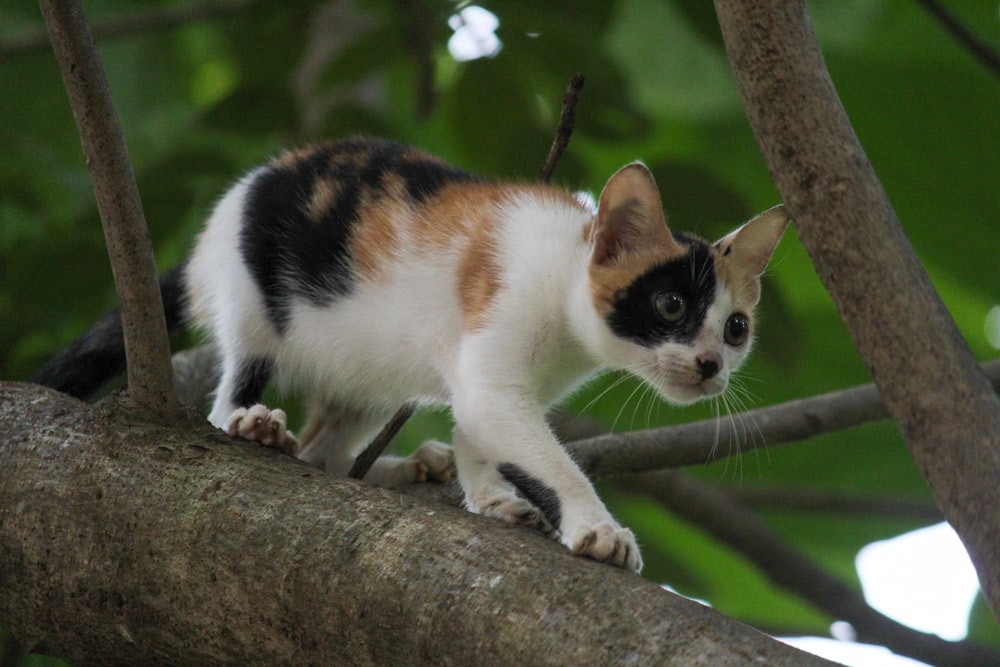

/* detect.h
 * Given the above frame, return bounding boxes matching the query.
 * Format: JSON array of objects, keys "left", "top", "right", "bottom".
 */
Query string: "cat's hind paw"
[
  {"left": 563, "top": 521, "right": 642, "bottom": 573},
  {"left": 411, "top": 440, "right": 456, "bottom": 483},
  {"left": 359, "top": 441, "right": 454, "bottom": 488},
  {"left": 226, "top": 404, "right": 299, "bottom": 456},
  {"left": 471, "top": 491, "right": 552, "bottom": 534}
]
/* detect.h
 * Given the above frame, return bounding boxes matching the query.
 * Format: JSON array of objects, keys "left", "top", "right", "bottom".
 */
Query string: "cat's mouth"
[
  {"left": 656, "top": 375, "right": 726, "bottom": 405},
  {"left": 639, "top": 350, "right": 728, "bottom": 405},
  {"left": 680, "top": 380, "right": 725, "bottom": 402}
]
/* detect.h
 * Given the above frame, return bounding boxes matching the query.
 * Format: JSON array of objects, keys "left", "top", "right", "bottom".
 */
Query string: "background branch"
[
  {"left": 40, "top": 0, "right": 178, "bottom": 422},
  {"left": 4, "top": 0, "right": 257, "bottom": 61},
  {"left": 914, "top": 0, "right": 1000, "bottom": 79},
  {"left": 721, "top": 486, "right": 943, "bottom": 522},
  {"left": 621, "top": 470, "right": 1000, "bottom": 667},
  {"left": 713, "top": 0, "right": 1000, "bottom": 619}
]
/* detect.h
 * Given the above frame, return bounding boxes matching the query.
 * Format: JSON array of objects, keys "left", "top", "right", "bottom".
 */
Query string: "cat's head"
[{"left": 583, "top": 162, "right": 788, "bottom": 405}]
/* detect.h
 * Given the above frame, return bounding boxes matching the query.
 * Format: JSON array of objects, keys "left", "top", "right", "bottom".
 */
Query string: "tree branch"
[
  {"left": 4, "top": 0, "right": 257, "bottom": 61},
  {"left": 40, "top": 0, "right": 179, "bottom": 422},
  {"left": 914, "top": 0, "right": 1000, "bottom": 79},
  {"left": 712, "top": 0, "right": 1000, "bottom": 621},
  {"left": 721, "top": 486, "right": 943, "bottom": 522},
  {"left": 567, "top": 359, "right": 1000, "bottom": 479},
  {"left": 621, "top": 470, "right": 1000, "bottom": 667},
  {"left": 539, "top": 73, "right": 585, "bottom": 183},
  {"left": 0, "top": 382, "right": 838, "bottom": 667},
  {"left": 348, "top": 402, "right": 416, "bottom": 479}
]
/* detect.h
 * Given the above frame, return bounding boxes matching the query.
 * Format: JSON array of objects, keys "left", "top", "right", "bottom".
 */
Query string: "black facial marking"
[
  {"left": 606, "top": 239, "right": 717, "bottom": 346},
  {"left": 240, "top": 138, "right": 480, "bottom": 332},
  {"left": 497, "top": 462, "right": 562, "bottom": 531},
  {"left": 231, "top": 356, "right": 273, "bottom": 408}
]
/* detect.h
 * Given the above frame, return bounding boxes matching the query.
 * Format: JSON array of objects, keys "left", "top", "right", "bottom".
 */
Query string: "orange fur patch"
[
  {"left": 350, "top": 174, "right": 409, "bottom": 281},
  {"left": 425, "top": 184, "right": 507, "bottom": 330},
  {"left": 305, "top": 176, "right": 341, "bottom": 224}
]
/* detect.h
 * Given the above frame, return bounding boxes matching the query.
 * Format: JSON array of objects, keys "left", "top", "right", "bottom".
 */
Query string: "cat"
[{"left": 36, "top": 137, "right": 788, "bottom": 572}]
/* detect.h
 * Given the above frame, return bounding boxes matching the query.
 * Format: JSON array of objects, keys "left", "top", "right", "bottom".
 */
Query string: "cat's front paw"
[
  {"left": 226, "top": 404, "right": 299, "bottom": 456},
  {"left": 563, "top": 521, "right": 642, "bottom": 573}
]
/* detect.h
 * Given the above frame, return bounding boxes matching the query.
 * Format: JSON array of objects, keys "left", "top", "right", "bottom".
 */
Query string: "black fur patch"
[
  {"left": 606, "top": 238, "right": 716, "bottom": 346},
  {"left": 239, "top": 138, "right": 480, "bottom": 332},
  {"left": 231, "top": 356, "right": 273, "bottom": 408},
  {"left": 498, "top": 462, "right": 562, "bottom": 531}
]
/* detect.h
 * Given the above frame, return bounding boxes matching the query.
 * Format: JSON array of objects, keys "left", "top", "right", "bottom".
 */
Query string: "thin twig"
[
  {"left": 621, "top": 470, "right": 1000, "bottom": 667},
  {"left": 3, "top": 0, "right": 255, "bottom": 61},
  {"left": 348, "top": 403, "right": 416, "bottom": 480},
  {"left": 539, "top": 73, "right": 585, "bottom": 183},
  {"left": 914, "top": 0, "right": 1000, "bottom": 80},
  {"left": 40, "top": 0, "right": 179, "bottom": 422}
]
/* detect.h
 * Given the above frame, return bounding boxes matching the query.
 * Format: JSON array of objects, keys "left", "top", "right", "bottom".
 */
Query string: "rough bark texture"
[
  {"left": 0, "top": 383, "right": 836, "bottom": 667},
  {"left": 40, "top": 0, "right": 178, "bottom": 421},
  {"left": 714, "top": 0, "right": 1000, "bottom": 619}
]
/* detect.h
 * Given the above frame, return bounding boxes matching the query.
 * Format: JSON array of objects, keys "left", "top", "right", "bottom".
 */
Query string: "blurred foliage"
[{"left": 1, "top": 0, "right": 998, "bottom": 662}]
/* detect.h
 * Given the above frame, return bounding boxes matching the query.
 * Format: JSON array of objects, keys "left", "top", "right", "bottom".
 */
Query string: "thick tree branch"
[
  {"left": 621, "top": 471, "right": 1000, "bottom": 667},
  {"left": 40, "top": 0, "right": 178, "bottom": 422},
  {"left": 0, "top": 383, "right": 837, "bottom": 667},
  {"left": 713, "top": 0, "right": 1000, "bottom": 620}
]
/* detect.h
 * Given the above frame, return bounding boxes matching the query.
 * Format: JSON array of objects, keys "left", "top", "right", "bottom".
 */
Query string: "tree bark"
[
  {"left": 714, "top": 0, "right": 1000, "bottom": 621},
  {"left": 40, "top": 0, "right": 179, "bottom": 421},
  {"left": 0, "top": 382, "right": 836, "bottom": 667}
]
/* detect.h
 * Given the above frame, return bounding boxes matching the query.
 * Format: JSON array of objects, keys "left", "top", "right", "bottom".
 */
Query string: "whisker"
[{"left": 577, "top": 370, "right": 637, "bottom": 416}]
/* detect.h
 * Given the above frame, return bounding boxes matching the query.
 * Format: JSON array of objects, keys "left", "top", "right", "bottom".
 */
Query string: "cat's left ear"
[
  {"left": 592, "top": 162, "right": 678, "bottom": 266},
  {"left": 715, "top": 204, "right": 790, "bottom": 279}
]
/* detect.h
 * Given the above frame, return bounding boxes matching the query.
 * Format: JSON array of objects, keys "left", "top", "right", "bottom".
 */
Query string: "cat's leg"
[
  {"left": 452, "top": 406, "right": 640, "bottom": 571},
  {"left": 207, "top": 353, "right": 298, "bottom": 455},
  {"left": 449, "top": 344, "right": 641, "bottom": 572},
  {"left": 296, "top": 402, "right": 455, "bottom": 488}
]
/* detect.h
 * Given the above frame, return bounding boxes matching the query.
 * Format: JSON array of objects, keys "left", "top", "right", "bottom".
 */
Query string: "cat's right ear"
[{"left": 592, "top": 163, "right": 678, "bottom": 266}]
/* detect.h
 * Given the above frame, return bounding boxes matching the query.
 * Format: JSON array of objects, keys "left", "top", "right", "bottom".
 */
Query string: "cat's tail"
[{"left": 32, "top": 262, "right": 189, "bottom": 400}]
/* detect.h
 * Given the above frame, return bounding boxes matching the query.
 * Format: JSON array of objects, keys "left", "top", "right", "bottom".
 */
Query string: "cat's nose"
[{"left": 697, "top": 354, "right": 722, "bottom": 381}]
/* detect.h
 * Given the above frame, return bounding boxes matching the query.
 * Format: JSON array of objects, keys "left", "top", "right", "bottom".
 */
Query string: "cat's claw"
[
  {"left": 563, "top": 521, "right": 642, "bottom": 573},
  {"left": 226, "top": 404, "right": 299, "bottom": 456}
]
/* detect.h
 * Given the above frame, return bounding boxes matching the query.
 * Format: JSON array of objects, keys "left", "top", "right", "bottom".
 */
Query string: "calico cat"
[{"left": 37, "top": 137, "right": 788, "bottom": 572}]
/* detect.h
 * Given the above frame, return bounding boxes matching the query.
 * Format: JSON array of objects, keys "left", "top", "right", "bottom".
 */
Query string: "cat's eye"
[
  {"left": 654, "top": 291, "right": 687, "bottom": 323},
  {"left": 725, "top": 313, "right": 750, "bottom": 346}
]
